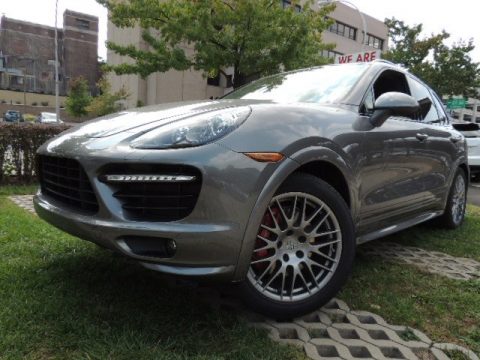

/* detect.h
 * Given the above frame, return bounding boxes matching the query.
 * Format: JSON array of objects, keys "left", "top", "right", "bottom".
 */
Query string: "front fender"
[{"left": 233, "top": 146, "right": 357, "bottom": 281}]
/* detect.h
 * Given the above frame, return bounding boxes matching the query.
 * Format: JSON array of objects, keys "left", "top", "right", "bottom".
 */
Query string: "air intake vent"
[
  {"left": 37, "top": 155, "right": 99, "bottom": 214},
  {"left": 102, "top": 164, "right": 202, "bottom": 222}
]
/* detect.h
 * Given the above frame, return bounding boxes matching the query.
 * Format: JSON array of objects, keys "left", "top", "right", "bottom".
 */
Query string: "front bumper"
[
  {"left": 34, "top": 194, "right": 236, "bottom": 278},
  {"left": 34, "top": 140, "right": 286, "bottom": 281}
]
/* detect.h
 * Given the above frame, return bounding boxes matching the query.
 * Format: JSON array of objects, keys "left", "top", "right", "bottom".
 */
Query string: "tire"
[
  {"left": 437, "top": 168, "right": 467, "bottom": 229},
  {"left": 239, "top": 172, "right": 355, "bottom": 320}
]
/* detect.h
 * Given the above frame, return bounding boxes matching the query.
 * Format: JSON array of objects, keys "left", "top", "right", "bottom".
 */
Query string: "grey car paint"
[{"left": 34, "top": 61, "right": 468, "bottom": 282}]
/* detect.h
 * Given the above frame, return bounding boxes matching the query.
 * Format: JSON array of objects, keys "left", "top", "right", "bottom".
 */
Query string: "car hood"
[{"left": 67, "top": 99, "right": 268, "bottom": 138}]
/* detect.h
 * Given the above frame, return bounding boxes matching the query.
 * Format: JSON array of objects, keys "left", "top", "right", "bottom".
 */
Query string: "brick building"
[{"left": 0, "top": 10, "right": 99, "bottom": 96}]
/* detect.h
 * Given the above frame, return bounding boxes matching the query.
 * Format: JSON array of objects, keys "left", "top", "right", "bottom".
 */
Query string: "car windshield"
[{"left": 224, "top": 63, "right": 368, "bottom": 104}]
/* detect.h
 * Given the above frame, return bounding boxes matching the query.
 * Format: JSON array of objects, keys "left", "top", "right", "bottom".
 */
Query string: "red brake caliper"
[{"left": 253, "top": 207, "right": 281, "bottom": 271}]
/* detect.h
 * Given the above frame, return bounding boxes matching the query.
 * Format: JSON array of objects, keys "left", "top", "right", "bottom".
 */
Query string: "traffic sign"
[{"left": 446, "top": 98, "right": 467, "bottom": 109}]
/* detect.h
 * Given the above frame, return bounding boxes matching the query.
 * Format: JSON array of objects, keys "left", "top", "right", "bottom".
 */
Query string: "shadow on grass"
[{"left": 1, "top": 248, "right": 299, "bottom": 359}]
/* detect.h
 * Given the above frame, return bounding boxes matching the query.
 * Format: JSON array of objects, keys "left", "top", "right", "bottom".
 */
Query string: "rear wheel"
[
  {"left": 239, "top": 173, "right": 355, "bottom": 320},
  {"left": 437, "top": 168, "right": 467, "bottom": 229}
]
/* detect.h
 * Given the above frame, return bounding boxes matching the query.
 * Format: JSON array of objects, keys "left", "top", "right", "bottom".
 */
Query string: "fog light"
[{"left": 166, "top": 239, "right": 177, "bottom": 256}]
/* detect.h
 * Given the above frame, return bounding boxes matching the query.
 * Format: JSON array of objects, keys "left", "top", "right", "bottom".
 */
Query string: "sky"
[{"left": 0, "top": 0, "right": 479, "bottom": 63}]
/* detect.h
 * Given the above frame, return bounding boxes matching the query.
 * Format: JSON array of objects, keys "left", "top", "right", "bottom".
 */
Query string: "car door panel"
[{"left": 357, "top": 117, "right": 439, "bottom": 232}]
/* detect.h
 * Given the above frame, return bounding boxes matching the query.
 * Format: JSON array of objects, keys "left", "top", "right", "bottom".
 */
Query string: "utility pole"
[
  {"left": 54, "top": 0, "right": 60, "bottom": 123},
  {"left": 23, "top": 70, "right": 27, "bottom": 114}
]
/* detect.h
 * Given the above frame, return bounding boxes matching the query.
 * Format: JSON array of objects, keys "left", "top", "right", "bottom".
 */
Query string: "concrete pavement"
[{"left": 468, "top": 180, "right": 480, "bottom": 206}]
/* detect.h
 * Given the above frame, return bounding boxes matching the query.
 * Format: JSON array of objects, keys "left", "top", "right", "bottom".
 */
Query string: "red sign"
[{"left": 335, "top": 50, "right": 381, "bottom": 64}]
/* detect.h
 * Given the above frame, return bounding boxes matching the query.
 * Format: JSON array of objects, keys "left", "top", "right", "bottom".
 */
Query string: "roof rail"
[{"left": 372, "top": 59, "right": 405, "bottom": 68}]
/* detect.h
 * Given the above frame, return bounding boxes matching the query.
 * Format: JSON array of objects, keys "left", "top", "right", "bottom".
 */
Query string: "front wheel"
[
  {"left": 437, "top": 168, "right": 467, "bottom": 229},
  {"left": 239, "top": 173, "right": 355, "bottom": 320}
]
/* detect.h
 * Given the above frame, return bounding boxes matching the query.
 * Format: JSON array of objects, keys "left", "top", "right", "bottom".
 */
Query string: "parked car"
[
  {"left": 34, "top": 60, "right": 468, "bottom": 319},
  {"left": 451, "top": 121, "right": 480, "bottom": 178},
  {"left": 4, "top": 110, "right": 23, "bottom": 123},
  {"left": 36, "top": 112, "right": 63, "bottom": 124}
]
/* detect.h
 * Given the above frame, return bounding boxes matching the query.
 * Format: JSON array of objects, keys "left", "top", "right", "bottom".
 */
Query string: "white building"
[{"left": 107, "top": 1, "right": 388, "bottom": 108}]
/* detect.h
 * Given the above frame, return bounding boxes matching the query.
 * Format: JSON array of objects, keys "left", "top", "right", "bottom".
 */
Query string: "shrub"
[
  {"left": 0, "top": 123, "right": 71, "bottom": 184},
  {"left": 86, "top": 77, "right": 128, "bottom": 117},
  {"left": 41, "top": 101, "right": 49, "bottom": 106},
  {"left": 31, "top": 102, "right": 38, "bottom": 106},
  {"left": 66, "top": 77, "right": 92, "bottom": 117},
  {"left": 15, "top": 101, "right": 22, "bottom": 105}
]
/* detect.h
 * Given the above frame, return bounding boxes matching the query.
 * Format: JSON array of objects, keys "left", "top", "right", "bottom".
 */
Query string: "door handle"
[{"left": 416, "top": 133, "right": 428, "bottom": 141}]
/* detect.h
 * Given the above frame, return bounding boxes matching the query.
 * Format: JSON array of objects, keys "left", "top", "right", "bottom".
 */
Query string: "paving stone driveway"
[
  {"left": 361, "top": 242, "right": 480, "bottom": 281},
  {"left": 9, "top": 195, "right": 36, "bottom": 214},
  {"left": 248, "top": 298, "right": 478, "bottom": 360},
  {"left": 8, "top": 195, "right": 480, "bottom": 360}
]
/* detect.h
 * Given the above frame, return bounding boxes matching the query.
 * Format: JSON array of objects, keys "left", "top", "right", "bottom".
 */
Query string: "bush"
[
  {"left": 31, "top": 102, "right": 38, "bottom": 106},
  {"left": 41, "top": 101, "right": 49, "bottom": 106},
  {"left": 66, "top": 77, "right": 92, "bottom": 117},
  {"left": 0, "top": 123, "right": 71, "bottom": 184}
]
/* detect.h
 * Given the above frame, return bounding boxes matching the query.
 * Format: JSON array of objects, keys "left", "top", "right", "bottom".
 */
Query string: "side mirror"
[{"left": 370, "top": 92, "right": 420, "bottom": 127}]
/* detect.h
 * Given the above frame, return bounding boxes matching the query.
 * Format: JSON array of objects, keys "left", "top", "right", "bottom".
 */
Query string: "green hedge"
[{"left": 0, "top": 123, "right": 71, "bottom": 184}]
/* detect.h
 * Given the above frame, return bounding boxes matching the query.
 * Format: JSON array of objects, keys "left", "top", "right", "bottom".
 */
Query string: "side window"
[
  {"left": 360, "top": 87, "right": 374, "bottom": 115},
  {"left": 360, "top": 70, "right": 410, "bottom": 116},
  {"left": 373, "top": 70, "right": 410, "bottom": 100},
  {"left": 407, "top": 77, "right": 440, "bottom": 123},
  {"left": 430, "top": 91, "right": 449, "bottom": 124}
]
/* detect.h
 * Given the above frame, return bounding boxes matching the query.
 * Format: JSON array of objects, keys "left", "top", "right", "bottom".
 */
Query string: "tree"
[
  {"left": 383, "top": 18, "right": 480, "bottom": 98},
  {"left": 65, "top": 77, "right": 92, "bottom": 117},
  {"left": 97, "top": 0, "right": 335, "bottom": 88},
  {"left": 86, "top": 77, "right": 129, "bottom": 117},
  {"left": 428, "top": 40, "right": 480, "bottom": 98}
]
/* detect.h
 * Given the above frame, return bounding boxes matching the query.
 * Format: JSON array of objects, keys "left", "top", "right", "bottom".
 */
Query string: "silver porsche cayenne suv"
[{"left": 34, "top": 61, "right": 468, "bottom": 319}]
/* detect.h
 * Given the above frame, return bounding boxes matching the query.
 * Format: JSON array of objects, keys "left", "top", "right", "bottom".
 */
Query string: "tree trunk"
[{"left": 233, "top": 68, "right": 248, "bottom": 89}]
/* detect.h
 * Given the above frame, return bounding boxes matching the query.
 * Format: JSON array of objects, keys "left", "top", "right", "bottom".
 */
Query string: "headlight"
[{"left": 130, "top": 106, "right": 251, "bottom": 149}]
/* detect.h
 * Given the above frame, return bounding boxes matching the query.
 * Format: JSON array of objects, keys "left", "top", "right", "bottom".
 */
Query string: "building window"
[
  {"left": 464, "top": 114, "right": 473, "bottom": 122},
  {"left": 75, "top": 18, "right": 90, "bottom": 30},
  {"left": 207, "top": 73, "right": 220, "bottom": 87},
  {"left": 466, "top": 103, "right": 474, "bottom": 110},
  {"left": 477, "top": 106, "right": 480, "bottom": 112},
  {"left": 476, "top": 117, "right": 480, "bottom": 123},
  {"left": 321, "top": 50, "right": 343, "bottom": 59},
  {"left": 328, "top": 20, "right": 357, "bottom": 41},
  {"left": 280, "top": 0, "right": 302, "bottom": 12},
  {"left": 225, "top": 75, "right": 233, "bottom": 88},
  {"left": 366, "top": 34, "right": 384, "bottom": 50}
]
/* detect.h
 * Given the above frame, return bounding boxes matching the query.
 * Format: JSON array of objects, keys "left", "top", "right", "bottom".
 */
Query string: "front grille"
[
  {"left": 37, "top": 155, "right": 99, "bottom": 214},
  {"left": 102, "top": 164, "right": 202, "bottom": 222}
]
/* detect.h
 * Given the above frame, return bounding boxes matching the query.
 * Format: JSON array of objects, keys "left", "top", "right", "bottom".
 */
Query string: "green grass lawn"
[
  {"left": 0, "top": 184, "right": 37, "bottom": 196},
  {"left": 0, "top": 195, "right": 305, "bottom": 360},
  {"left": 1, "top": 185, "right": 479, "bottom": 358}
]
